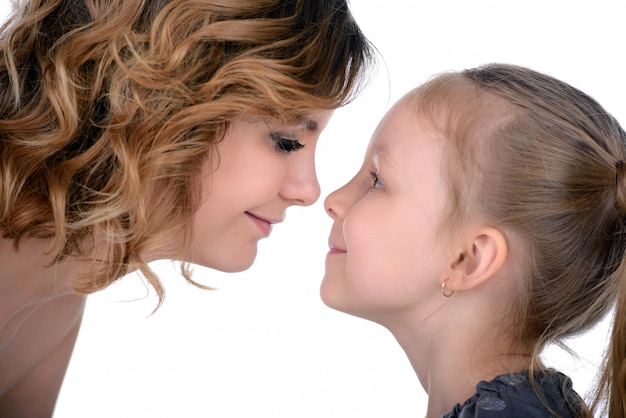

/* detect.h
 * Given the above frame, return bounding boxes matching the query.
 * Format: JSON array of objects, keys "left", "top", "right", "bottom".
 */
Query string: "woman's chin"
[{"left": 192, "top": 250, "right": 258, "bottom": 273}]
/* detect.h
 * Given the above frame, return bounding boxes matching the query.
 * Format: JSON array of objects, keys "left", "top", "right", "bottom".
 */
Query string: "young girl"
[
  {"left": 0, "top": 0, "right": 373, "bottom": 415},
  {"left": 322, "top": 63, "right": 625, "bottom": 417}
]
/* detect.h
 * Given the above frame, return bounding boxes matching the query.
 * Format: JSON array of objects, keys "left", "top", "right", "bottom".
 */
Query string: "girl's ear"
[{"left": 446, "top": 227, "right": 508, "bottom": 292}]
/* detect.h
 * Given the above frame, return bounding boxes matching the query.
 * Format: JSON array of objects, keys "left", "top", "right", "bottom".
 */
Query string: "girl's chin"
[{"left": 319, "top": 277, "right": 346, "bottom": 310}]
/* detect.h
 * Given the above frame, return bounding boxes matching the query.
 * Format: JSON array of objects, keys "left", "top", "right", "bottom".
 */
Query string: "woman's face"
[
  {"left": 187, "top": 110, "right": 333, "bottom": 272},
  {"left": 321, "top": 97, "right": 450, "bottom": 324}
]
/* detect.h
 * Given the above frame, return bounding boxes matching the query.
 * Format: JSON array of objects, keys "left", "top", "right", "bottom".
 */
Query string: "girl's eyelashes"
[
  {"left": 271, "top": 133, "right": 305, "bottom": 153},
  {"left": 368, "top": 170, "right": 384, "bottom": 189}
]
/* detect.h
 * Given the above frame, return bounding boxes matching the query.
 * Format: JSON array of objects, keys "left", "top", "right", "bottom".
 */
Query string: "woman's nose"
[{"left": 281, "top": 154, "right": 321, "bottom": 206}]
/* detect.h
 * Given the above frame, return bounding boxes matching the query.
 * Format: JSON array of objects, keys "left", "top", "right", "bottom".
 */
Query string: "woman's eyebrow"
[{"left": 305, "top": 119, "right": 319, "bottom": 131}]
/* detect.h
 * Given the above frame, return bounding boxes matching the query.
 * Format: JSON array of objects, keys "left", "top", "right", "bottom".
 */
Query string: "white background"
[{"left": 1, "top": 1, "right": 623, "bottom": 417}]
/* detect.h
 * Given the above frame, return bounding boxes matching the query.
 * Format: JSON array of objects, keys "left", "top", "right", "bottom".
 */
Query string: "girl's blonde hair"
[
  {"left": 0, "top": 0, "right": 375, "bottom": 304},
  {"left": 411, "top": 64, "right": 626, "bottom": 417}
]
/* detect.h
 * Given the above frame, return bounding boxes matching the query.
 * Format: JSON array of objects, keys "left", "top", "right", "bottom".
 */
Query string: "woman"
[{"left": 0, "top": 0, "right": 374, "bottom": 415}]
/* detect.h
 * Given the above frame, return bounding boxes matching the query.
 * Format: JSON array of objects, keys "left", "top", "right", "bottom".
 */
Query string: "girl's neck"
[{"left": 387, "top": 301, "right": 531, "bottom": 418}]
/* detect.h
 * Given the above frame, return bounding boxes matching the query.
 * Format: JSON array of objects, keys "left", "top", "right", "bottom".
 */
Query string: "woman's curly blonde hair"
[{"left": 0, "top": 0, "right": 375, "bottom": 303}]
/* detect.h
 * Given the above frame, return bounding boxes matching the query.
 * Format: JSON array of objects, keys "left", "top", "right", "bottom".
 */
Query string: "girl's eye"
[
  {"left": 272, "top": 134, "right": 305, "bottom": 153},
  {"left": 369, "top": 170, "right": 384, "bottom": 189}
]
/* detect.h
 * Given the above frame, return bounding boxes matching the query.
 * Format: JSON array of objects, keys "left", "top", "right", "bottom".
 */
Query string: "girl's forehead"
[
  {"left": 365, "top": 103, "right": 445, "bottom": 171},
  {"left": 368, "top": 99, "right": 432, "bottom": 146}
]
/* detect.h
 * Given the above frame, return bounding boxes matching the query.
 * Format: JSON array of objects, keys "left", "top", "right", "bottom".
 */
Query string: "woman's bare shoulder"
[{"left": 0, "top": 238, "right": 87, "bottom": 416}]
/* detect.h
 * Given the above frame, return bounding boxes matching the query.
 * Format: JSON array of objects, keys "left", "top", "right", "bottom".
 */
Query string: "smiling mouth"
[
  {"left": 328, "top": 242, "right": 347, "bottom": 254},
  {"left": 328, "top": 249, "right": 346, "bottom": 255},
  {"left": 245, "top": 212, "right": 274, "bottom": 237}
]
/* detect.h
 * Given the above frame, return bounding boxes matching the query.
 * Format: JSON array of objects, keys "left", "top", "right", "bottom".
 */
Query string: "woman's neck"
[{"left": 0, "top": 237, "right": 80, "bottom": 318}]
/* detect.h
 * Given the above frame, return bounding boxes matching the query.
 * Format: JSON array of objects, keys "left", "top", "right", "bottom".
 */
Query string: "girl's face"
[
  {"left": 188, "top": 111, "right": 333, "bottom": 272},
  {"left": 322, "top": 97, "right": 450, "bottom": 323}
]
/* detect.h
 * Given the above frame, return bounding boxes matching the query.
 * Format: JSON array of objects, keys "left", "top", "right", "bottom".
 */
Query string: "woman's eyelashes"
[
  {"left": 271, "top": 133, "right": 305, "bottom": 153},
  {"left": 368, "top": 170, "right": 384, "bottom": 189}
]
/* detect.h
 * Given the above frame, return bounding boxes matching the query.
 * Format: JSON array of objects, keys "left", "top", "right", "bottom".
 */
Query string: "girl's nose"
[{"left": 324, "top": 185, "right": 347, "bottom": 220}]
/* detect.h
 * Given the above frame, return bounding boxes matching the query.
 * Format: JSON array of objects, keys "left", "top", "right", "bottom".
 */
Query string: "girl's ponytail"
[{"left": 594, "top": 161, "right": 626, "bottom": 418}]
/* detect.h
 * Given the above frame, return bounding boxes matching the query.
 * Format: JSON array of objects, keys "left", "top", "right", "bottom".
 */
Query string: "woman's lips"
[{"left": 245, "top": 212, "right": 276, "bottom": 237}]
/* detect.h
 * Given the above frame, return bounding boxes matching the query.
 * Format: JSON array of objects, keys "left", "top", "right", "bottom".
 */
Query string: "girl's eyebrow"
[{"left": 372, "top": 142, "right": 395, "bottom": 168}]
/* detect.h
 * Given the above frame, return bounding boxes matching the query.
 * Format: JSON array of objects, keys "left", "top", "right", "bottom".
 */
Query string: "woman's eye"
[
  {"left": 369, "top": 170, "right": 384, "bottom": 189},
  {"left": 272, "top": 134, "right": 305, "bottom": 153}
]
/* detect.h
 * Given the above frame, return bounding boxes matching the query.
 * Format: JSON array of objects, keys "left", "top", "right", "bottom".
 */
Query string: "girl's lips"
[
  {"left": 245, "top": 212, "right": 276, "bottom": 237},
  {"left": 328, "top": 248, "right": 346, "bottom": 255},
  {"left": 328, "top": 241, "right": 347, "bottom": 254}
]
